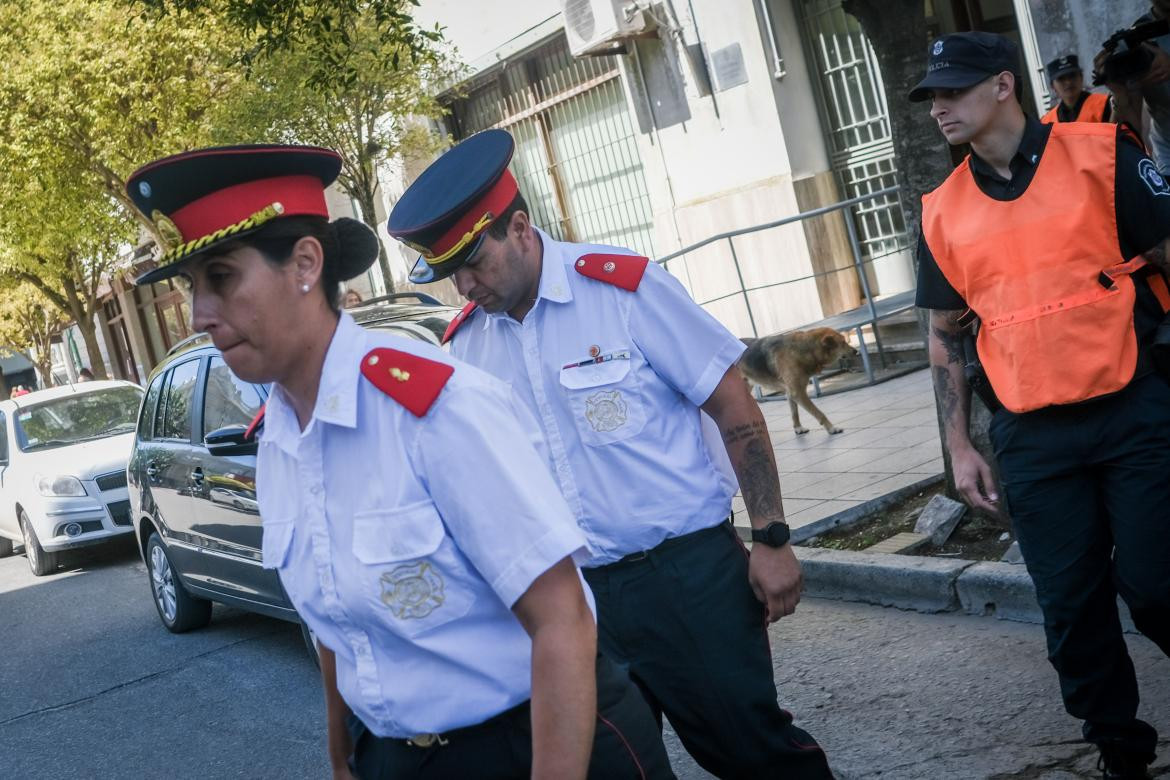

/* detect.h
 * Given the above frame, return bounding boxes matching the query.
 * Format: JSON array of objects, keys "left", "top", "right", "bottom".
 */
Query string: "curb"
[
  {"left": 792, "top": 548, "right": 1140, "bottom": 632},
  {"left": 793, "top": 547, "right": 1042, "bottom": 623}
]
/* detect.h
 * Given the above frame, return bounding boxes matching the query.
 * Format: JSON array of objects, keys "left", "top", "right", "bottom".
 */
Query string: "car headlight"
[{"left": 36, "top": 475, "right": 88, "bottom": 497}]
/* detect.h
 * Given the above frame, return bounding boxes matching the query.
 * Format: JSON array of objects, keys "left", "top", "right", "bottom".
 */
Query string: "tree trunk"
[
  {"left": 351, "top": 184, "right": 395, "bottom": 295},
  {"left": 61, "top": 275, "right": 108, "bottom": 381},
  {"left": 841, "top": 0, "right": 1005, "bottom": 526}
]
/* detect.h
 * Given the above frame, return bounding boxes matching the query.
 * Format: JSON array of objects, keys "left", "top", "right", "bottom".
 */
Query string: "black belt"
[
  {"left": 587, "top": 519, "right": 732, "bottom": 572},
  {"left": 398, "top": 697, "right": 530, "bottom": 749}
]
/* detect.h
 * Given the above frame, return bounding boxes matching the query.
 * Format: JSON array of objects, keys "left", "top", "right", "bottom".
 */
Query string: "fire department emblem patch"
[
  {"left": 585, "top": 390, "right": 628, "bottom": 432},
  {"left": 1139, "top": 158, "right": 1170, "bottom": 197},
  {"left": 380, "top": 562, "right": 445, "bottom": 619}
]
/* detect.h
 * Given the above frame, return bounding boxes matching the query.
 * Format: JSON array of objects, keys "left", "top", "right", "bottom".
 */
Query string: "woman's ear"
[{"left": 291, "top": 236, "right": 325, "bottom": 290}]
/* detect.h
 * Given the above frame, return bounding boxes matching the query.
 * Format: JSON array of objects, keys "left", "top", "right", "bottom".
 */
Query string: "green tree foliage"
[
  {"left": 213, "top": 2, "right": 460, "bottom": 290},
  {"left": 0, "top": 0, "right": 261, "bottom": 246},
  {"left": 0, "top": 283, "right": 69, "bottom": 388}
]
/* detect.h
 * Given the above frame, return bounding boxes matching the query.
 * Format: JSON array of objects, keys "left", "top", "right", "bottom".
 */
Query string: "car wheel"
[
  {"left": 300, "top": 620, "right": 321, "bottom": 669},
  {"left": 20, "top": 511, "right": 59, "bottom": 576},
  {"left": 0, "top": 535, "right": 13, "bottom": 558},
  {"left": 146, "top": 533, "right": 212, "bottom": 633}
]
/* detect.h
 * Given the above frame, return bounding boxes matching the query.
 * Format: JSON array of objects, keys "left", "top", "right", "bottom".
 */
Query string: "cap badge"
[
  {"left": 603, "top": 261, "right": 616, "bottom": 273},
  {"left": 151, "top": 210, "right": 183, "bottom": 250},
  {"left": 933, "top": 40, "right": 944, "bottom": 56},
  {"left": 138, "top": 181, "right": 152, "bottom": 198}
]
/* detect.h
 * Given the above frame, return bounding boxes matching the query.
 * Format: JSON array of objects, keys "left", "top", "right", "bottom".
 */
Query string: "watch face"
[{"left": 766, "top": 522, "right": 790, "bottom": 546}]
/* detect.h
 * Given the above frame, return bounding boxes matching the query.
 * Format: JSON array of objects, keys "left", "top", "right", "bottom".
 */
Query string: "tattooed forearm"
[
  {"left": 720, "top": 420, "right": 785, "bottom": 522},
  {"left": 932, "top": 366, "right": 959, "bottom": 421},
  {"left": 932, "top": 326, "right": 965, "bottom": 365},
  {"left": 722, "top": 420, "right": 768, "bottom": 445},
  {"left": 739, "top": 437, "right": 785, "bottom": 520}
]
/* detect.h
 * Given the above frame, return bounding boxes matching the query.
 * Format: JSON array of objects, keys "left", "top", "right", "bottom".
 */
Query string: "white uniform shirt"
[
  {"left": 449, "top": 228, "right": 747, "bottom": 565},
  {"left": 258, "top": 312, "right": 590, "bottom": 737}
]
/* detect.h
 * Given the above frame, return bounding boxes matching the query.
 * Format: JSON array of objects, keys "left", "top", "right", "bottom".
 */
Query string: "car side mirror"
[{"left": 205, "top": 425, "right": 258, "bottom": 456}]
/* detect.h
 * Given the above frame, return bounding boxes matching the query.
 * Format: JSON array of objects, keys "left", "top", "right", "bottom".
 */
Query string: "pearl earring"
[{"left": 300, "top": 283, "right": 310, "bottom": 293}]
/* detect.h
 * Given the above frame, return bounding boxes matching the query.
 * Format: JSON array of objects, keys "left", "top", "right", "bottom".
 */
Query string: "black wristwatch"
[{"left": 751, "top": 521, "right": 791, "bottom": 548}]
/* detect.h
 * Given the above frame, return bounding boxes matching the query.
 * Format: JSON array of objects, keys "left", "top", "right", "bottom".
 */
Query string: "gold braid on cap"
[
  {"left": 424, "top": 212, "right": 494, "bottom": 266},
  {"left": 157, "top": 202, "right": 286, "bottom": 267}
]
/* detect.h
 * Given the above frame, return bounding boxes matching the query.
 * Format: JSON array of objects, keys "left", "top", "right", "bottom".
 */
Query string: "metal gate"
[
  {"left": 798, "top": 0, "right": 910, "bottom": 282},
  {"left": 448, "top": 34, "right": 655, "bottom": 258}
]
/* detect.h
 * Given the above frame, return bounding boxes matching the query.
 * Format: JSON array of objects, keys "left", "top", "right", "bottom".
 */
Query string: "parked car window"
[
  {"left": 202, "top": 356, "right": 264, "bottom": 438},
  {"left": 0, "top": 411, "right": 8, "bottom": 462},
  {"left": 14, "top": 386, "right": 144, "bottom": 452},
  {"left": 139, "top": 371, "right": 166, "bottom": 441},
  {"left": 158, "top": 359, "right": 200, "bottom": 441}
]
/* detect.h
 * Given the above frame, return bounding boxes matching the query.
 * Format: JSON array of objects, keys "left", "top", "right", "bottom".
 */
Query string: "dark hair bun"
[{"left": 331, "top": 218, "right": 380, "bottom": 281}]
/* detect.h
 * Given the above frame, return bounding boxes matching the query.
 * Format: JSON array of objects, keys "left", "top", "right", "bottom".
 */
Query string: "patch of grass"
[{"left": 803, "top": 487, "right": 1013, "bottom": 561}]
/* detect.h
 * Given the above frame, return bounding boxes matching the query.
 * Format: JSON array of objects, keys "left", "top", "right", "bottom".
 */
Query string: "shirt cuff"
[
  {"left": 490, "top": 525, "right": 589, "bottom": 608},
  {"left": 686, "top": 337, "right": 748, "bottom": 407}
]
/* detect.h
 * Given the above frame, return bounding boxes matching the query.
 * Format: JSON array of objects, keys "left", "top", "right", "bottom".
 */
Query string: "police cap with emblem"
[
  {"left": 387, "top": 129, "right": 519, "bottom": 284},
  {"left": 126, "top": 145, "right": 349, "bottom": 286},
  {"left": 1046, "top": 54, "right": 1081, "bottom": 81},
  {"left": 909, "top": 31, "right": 1021, "bottom": 102}
]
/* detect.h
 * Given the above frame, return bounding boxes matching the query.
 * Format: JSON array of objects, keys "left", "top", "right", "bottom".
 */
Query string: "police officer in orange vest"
[
  {"left": 1041, "top": 54, "right": 1113, "bottom": 124},
  {"left": 911, "top": 32, "right": 1170, "bottom": 779}
]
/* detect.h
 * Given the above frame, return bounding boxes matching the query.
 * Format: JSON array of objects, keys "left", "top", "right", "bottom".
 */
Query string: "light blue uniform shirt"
[
  {"left": 450, "top": 229, "right": 747, "bottom": 565},
  {"left": 258, "top": 313, "right": 590, "bottom": 737}
]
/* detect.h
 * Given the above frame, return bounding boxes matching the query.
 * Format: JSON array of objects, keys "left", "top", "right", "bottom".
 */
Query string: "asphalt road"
[{"left": 2, "top": 541, "right": 1167, "bottom": 779}]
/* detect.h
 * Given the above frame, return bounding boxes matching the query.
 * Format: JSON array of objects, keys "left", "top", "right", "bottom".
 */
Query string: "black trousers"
[
  {"left": 989, "top": 373, "right": 1170, "bottom": 762},
  {"left": 583, "top": 521, "right": 833, "bottom": 780},
  {"left": 348, "top": 654, "right": 673, "bottom": 779}
]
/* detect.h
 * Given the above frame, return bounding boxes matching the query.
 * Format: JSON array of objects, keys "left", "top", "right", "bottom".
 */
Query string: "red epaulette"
[
  {"left": 243, "top": 404, "right": 265, "bottom": 441},
  {"left": 442, "top": 302, "right": 479, "bottom": 345},
  {"left": 573, "top": 253, "right": 649, "bottom": 291},
  {"left": 360, "top": 348, "right": 454, "bottom": 417}
]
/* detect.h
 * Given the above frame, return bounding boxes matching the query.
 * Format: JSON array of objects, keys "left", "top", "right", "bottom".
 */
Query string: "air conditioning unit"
[{"left": 562, "top": 0, "right": 654, "bottom": 57}]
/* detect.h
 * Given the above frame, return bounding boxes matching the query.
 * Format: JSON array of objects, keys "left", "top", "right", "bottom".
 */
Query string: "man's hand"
[
  {"left": 951, "top": 444, "right": 1001, "bottom": 516},
  {"left": 748, "top": 542, "right": 802, "bottom": 623}
]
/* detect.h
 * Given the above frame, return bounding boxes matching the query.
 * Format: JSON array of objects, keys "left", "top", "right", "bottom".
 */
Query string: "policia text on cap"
[{"left": 912, "top": 32, "right": 1170, "bottom": 778}]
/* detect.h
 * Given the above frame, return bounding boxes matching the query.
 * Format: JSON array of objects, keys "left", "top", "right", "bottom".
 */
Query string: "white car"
[{"left": 0, "top": 380, "right": 144, "bottom": 575}]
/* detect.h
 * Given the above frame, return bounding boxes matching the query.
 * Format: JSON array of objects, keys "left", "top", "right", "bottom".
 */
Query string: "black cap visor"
[
  {"left": 908, "top": 67, "right": 994, "bottom": 102},
  {"left": 134, "top": 223, "right": 271, "bottom": 287},
  {"left": 1048, "top": 64, "right": 1080, "bottom": 81},
  {"left": 408, "top": 234, "right": 486, "bottom": 284}
]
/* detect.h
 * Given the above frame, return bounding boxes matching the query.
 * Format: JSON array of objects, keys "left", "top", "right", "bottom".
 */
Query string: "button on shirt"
[
  {"left": 257, "top": 312, "right": 590, "bottom": 737},
  {"left": 449, "top": 229, "right": 746, "bottom": 565}
]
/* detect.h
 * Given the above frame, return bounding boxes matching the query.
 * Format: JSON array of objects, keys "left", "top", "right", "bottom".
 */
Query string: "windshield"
[{"left": 15, "top": 386, "right": 144, "bottom": 452}]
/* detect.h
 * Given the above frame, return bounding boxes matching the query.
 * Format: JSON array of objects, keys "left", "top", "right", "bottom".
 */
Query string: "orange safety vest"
[
  {"left": 1041, "top": 91, "right": 1110, "bottom": 124},
  {"left": 922, "top": 123, "right": 1168, "bottom": 413}
]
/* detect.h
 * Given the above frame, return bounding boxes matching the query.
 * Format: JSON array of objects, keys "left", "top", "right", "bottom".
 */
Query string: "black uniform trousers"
[
  {"left": 347, "top": 654, "right": 673, "bottom": 779},
  {"left": 583, "top": 521, "right": 833, "bottom": 780},
  {"left": 989, "top": 373, "right": 1170, "bottom": 762}
]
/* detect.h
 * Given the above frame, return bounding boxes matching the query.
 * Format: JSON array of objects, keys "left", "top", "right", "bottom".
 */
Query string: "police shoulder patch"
[
  {"left": 573, "top": 253, "right": 649, "bottom": 291},
  {"left": 441, "top": 301, "right": 479, "bottom": 345},
  {"left": 360, "top": 348, "right": 454, "bottom": 417},
  {"left": 1139, "top": 158, "right": 1170, "bottom": 197}
]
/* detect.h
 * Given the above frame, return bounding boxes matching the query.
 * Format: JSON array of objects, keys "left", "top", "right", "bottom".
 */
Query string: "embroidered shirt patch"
[
  {"left": 1139, "top": 158, "right": 1170, "bottom": 197},
  {"left": 380, "top": 562, "right": 445, "bottom": 619},
  {"left": 585, "top": 390, "right": 628, "bottom": 432}
]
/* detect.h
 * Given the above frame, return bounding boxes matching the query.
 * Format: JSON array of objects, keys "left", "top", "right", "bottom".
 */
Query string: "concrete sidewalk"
[{"left": 733, "top": 368, "right": 943, "bottom": 536}]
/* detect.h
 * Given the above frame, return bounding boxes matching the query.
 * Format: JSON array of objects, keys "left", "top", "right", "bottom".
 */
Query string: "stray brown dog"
[{"left": 738, "top": 328, "right": 859, "bottom": 435}]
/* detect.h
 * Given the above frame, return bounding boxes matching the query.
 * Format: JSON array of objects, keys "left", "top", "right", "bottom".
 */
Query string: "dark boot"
[{"left": 1097, "top": 743, "right": 1153, "bottom": 780}]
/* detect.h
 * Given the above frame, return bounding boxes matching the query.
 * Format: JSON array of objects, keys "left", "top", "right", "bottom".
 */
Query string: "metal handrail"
[{"left": 654, "top": 184, "right": 901, "bottom": 265}]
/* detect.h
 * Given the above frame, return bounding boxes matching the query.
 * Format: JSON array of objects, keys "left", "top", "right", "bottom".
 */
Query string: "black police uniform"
[{"left": 916, "top": 115, "right": 1170, "bottom": 763}]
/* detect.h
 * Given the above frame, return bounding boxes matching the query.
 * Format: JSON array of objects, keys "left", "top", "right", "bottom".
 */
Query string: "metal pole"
[
  {"left": 727, "top": 237, "right": 759, "bottom": 338},
  {"left": 843, "top": 210, "right": 887, "bottom": 370}
]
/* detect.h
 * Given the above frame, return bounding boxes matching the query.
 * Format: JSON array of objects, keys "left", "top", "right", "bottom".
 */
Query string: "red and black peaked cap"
[
  {"left": 387, "top": 129, "right": 519, "bottom": 284},
  {"left": 126, "top": 145, "right": 342, "bottom": 286}
]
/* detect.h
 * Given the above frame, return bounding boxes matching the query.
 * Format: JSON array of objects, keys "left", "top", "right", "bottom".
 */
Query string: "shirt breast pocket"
[
  {"left": 558, "top": 352, "right": 647, "bottom": 446},
  {"left": 351, "top": 501, "right": 477, "bottom": 637}
]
